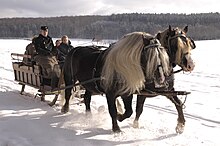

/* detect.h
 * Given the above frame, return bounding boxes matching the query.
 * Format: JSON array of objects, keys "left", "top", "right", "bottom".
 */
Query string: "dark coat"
[
  {"left": 32, "top": 34, "right": 54, "bottom": 55},
  {"left": 57, "top": 42, "right": 74, "bottom": 62},
  {"left": 32, "top": 34, "right": 59, "bottom": 78}
]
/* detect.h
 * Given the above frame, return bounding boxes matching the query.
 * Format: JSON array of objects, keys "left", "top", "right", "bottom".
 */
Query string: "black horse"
[
  {"left": 61, "top": 26, "right": 195, "bottom": 133},
  {"left": 119, "top": 25, "right": 196, "bottom": 134}
]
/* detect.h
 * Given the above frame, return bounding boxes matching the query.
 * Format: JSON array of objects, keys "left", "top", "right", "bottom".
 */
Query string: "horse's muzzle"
[{"left": 182, "top": 54, "right": 195, "bottom": 72}]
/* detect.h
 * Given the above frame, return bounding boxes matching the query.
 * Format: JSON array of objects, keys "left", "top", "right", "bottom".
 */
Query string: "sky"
[{"left": 0, "top": 0, "right": 219, "bottom": 18}]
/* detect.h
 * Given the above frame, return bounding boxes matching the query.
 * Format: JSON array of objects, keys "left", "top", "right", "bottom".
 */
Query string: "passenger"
[
  {"left": 51, "top": 39, "right": 61, "bottom": 59},
  {"left": 22, "top": 42, "right": 36, "bottom": 66},
  {"left": 57, "top": 35, "right": 74, "bottom": 65},
  {"left": 55, "top": 39, "right": 61, "bottom": 47},
  {"left": 32, "top": 26, "right": 59, "bottom": 89}
]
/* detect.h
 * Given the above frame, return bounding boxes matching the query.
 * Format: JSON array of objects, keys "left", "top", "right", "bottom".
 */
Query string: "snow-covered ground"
[{"left": 0, "top": 38, "right": 220, "bottom": 146}]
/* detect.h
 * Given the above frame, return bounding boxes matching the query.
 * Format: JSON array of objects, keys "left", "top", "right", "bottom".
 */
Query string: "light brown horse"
[{"left": 131, "top": 25, "right": 195, "bottom": 134}]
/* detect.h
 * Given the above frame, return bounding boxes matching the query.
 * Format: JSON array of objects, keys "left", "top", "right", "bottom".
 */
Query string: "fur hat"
[{"left": 40, "top": 26, "right": 48, "bottom": 31}]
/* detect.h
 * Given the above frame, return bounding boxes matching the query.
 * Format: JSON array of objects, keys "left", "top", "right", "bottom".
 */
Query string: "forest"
[{"left": 0, "top": 13, "right": 220, "bottom": 40}]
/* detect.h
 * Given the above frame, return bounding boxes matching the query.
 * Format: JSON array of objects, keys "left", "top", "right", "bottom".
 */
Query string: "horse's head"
[{"left": 156, "top": 25, "right": 196, "bottom": 72}]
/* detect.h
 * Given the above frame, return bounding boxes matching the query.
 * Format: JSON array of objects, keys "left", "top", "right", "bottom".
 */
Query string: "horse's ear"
[
  {"left": 183, "top": 26, "right": 188, "bottom": 33},
  {"left": 156, "top": 33, "right": 161, "bottom": 40},
  {"left": 169, "top": 25, "right": 172, "bottom": 32}
]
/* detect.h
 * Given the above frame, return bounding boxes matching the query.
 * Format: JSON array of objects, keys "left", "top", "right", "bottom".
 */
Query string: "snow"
[{"left": 0, "top": 38, "right": 220, "bottom": 146}]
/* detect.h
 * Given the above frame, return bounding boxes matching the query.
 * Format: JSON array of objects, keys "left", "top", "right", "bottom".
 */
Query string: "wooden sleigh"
[{"left": 11, "top": 53, "right": 59, "bottom": 102}]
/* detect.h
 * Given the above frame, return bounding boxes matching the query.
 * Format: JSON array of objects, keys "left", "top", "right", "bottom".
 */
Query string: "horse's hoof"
[
  {"left": 117, "top": 114, "right": 124, "bottom": 122},
  {"left": 48, "top": 102, "right": 55, "bottom": 107},
  {"left": 85, "top": 110, "right": 92, "bottom": 117},
  {"left": 113, "top": 128, "right": 122, "bottom": 133},
  {"left": 41, "top": 97, "right": 45, "bottom": 102},
  {"left": 176, "top": 123, "right": 185, "bottom": 134},
  {"left": 133, "top": 120, "right": 139, "bottom": 128},
  {"left": 61, "top": 106, "right": 69, "bottom": 113},
  {"left": 112, "top": 125, "right": 121, "bottom": 133}
]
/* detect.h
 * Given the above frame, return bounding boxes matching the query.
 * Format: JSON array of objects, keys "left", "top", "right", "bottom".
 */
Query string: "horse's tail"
[
  {"left": 57, "top": 69, "right": 66, "bottom": 106},
  {"left": 57, "top": 68, "right": 64, "bottom": 88}
]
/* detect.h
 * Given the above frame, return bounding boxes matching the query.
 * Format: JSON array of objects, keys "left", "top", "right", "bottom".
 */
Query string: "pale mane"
[
  {"left": 144, "top": 46, "right": 170, "bottom": 79},
  {"left": 101, "top": 32, "right": 147, "bottom": 95}
]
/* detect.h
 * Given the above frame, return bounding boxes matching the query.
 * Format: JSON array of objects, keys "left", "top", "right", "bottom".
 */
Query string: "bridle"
[{"left": 167, "top": 33, "right": 194, "bottom": 70}]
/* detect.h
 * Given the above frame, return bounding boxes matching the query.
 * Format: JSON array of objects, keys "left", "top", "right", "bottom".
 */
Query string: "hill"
[{"left": 1, "top": 13, "right": 220, "bottom": 40}]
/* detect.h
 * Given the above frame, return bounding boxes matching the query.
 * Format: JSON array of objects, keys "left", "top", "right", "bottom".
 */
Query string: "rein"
[
  {"left": 51, "top": 77, "right": 103, "bottom": 92},
  {"left": 172, "top": 68, "right": 183, "bottom": 74}
]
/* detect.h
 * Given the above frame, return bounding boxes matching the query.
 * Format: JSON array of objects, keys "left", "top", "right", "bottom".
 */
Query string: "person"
[
  {"left": 57, "top": 35, "right": 74, "bottom": 65},
  {"left": 52, "top": 39, "right": 61, "bottom": 57},
  {"left": 32, "top": 26, "right": 60, "bottom": 90},
  {"left": 22, "top": 40, "right": 36, "bottom": 66},
  {"left": 55, "top": 39, "right": 61, "bottom": 48}
]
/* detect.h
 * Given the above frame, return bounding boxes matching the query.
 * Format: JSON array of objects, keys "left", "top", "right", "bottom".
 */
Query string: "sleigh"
[{"left": 11, "top": 53, "right": 59, "bottom": 102}]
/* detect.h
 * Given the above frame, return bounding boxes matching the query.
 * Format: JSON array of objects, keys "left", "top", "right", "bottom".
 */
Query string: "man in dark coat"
[
  {"left": 33, "top": 26, "right": 55, "bottom": 56},
  {"left": 32, "top": 26, "right": 59, "bottom": 90}
]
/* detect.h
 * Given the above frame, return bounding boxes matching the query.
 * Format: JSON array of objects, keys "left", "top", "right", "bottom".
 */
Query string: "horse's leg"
[
  {"left": 167, "top": 95, "right": 185, "bottom": 134},
  {"left": 106, "top": 93, "right": 121, "bottom": 132},
  {"left": 48, "top": 94, "right": 59, "bottom": 106},
  {"left": 133, "top": 95, "right": 146, "bottom": 128},
  {"left": 61, "top": 87, "right": 72, "bottom": 113},
  {"left": 61, "top": 63, "right": 76, "bottom": 113},
  {"left": 41, "top": 93, "right": 46, "bottom": 102},
  {"left": 117, "top": 95, "right": 133, "bottom": 122},
  {"left": 84, "top": 90, "right": 92, "bottom": 112}
]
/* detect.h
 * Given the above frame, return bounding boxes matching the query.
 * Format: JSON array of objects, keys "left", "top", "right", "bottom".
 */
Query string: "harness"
[
  {"left": 143, "top": 39, "right": 169, "bottom": 88},
  {"left": 167, "top": 33, "right": 190, "bottom": 72},
  {"left": 69, "top": 46, "right": 106, "bottom": 94},
  {"left": 141, "top": 36, "right": 189, "bottom": 108},
  {"left": 92, "top": 50, "right": 105, "bottom": 94}
]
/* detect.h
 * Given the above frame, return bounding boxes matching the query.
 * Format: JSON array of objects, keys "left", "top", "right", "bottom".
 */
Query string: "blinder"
[
  {"left": 142, "top": 36, "right": 169, "bottom": 88},
  {"left": 189, "top": 37, "right": 196, "bottom": 49}
]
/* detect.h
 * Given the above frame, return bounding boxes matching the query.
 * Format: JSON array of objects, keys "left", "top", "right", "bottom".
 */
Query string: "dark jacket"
[
  {"left": 32, "top": 34, "right": 54, "bottom": 55},
  {"left": 57, "top": 42, "right": 74, "bottom": 62}
]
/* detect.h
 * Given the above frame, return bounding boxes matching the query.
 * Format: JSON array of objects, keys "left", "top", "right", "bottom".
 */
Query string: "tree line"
[{"left": 0, "top": 13, "right": 220, "bottom": 40}]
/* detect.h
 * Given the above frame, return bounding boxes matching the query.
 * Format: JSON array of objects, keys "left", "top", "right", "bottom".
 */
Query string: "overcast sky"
[{"left": 0, "top": 0, "right": 219, "bottom": 18}]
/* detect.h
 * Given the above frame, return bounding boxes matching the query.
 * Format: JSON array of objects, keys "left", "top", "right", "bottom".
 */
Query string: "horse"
[
  {"left": 119, "top": 25, "right": 196, "bottom": 134},
  {"left": 61, "top": 31, "right": 173, "bottom": 132}
]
